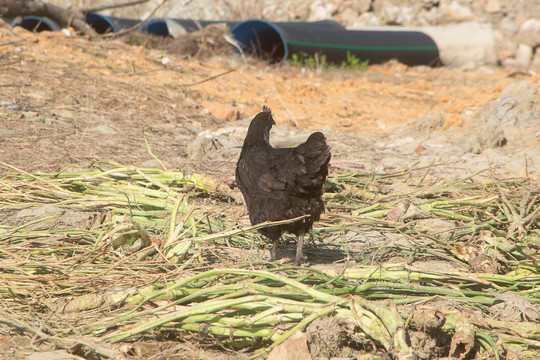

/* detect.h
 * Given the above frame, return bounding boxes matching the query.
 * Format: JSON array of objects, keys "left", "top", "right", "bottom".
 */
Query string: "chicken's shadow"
[{"left": 275, "top": 241, "right": 351, "bottom": 265}]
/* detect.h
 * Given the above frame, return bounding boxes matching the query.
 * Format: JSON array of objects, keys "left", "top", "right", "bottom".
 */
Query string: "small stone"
[
  {"left": 514, "top": 43, "right": 533, "bottom": 69},
  {"left": 308, "top": 1, "right": 337, "bottom": 21},
  {"left": 267, "top": 331, "right": 312, "bottom": 360},
  {"left": 484, "top": 0, "right": 502, "bottom": 13},
  {"left": 337, "top": 8, "right": 360, "bottom": 26},
  {"left": 516, "top": 18, "right": 540, "bottom": 48},
  {"left": 531, "top": 48, "right": 540, "bottom": 70},
  {"left": 26, "top": 351, "right": 80, "bottom": 360},
  {"left": 351, "top": 12, "right": 382, "bottom": 28},
  {"left": 415, "top": 144, "right": 426, "bottom": 152},
  {"left": 350, "top": 0, "right": 372, "bottom": 14},
  {"left": 440, "top": 0, "right": 475, "bottom": 22}
]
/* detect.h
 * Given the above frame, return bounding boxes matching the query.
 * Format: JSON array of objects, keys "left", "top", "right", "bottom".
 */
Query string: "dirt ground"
[
  {"left": 1, "top": 21, "right": 540, "bottom": 360},
  {"left": 2, "top": 22, "right": 539, "bottom": 180}
]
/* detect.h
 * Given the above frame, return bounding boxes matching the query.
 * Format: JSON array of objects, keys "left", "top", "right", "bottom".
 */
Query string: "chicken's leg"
[
  {"left": 270, "top": 238, "right": 279, "bottom": 261},
  {"left": 294, "top": 230, "right": 305, "bottom": 265}
]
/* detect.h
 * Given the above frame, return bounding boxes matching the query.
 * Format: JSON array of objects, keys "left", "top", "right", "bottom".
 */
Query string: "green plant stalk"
[
  {"left": 476, "top": 331, "right": 500, "bottom": 360},
  {"left": 243, "top": 305, "right": 338, "bottom": 360},
  {"left": 347, "top": 299, "right": 393, "bottom": 353},
  {"left": 107, "top": 295, "right": 269, "bottom": 342},
  {"left": 340, "top": 265, "right": 540, "bottom": 290},
  {"left": 176, "top": 322, "right": 278, "bottom": 341},
  {"left": 359, "top": 299, "right": 412, "bottom": 357}
]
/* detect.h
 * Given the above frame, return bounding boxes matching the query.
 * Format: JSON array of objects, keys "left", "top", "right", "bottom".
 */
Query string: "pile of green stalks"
[{"left": 0, "top": 161, "right": 538, "bottom": 359}]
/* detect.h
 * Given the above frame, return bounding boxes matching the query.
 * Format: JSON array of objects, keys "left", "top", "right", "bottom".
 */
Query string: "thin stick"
[
  {"left": 182, "top": 68, "right": 236, "bottom": 87},
  {"left": 102, "top": 0, "right": 168, "bottom": 38},
  {"left": 273, "top": 88, "right": 299, "bottom": 127},
  {"left": 81, "top": 0, "right": 150, "bottom": 13},
  {"left": 0, "top": 39, "right": 26, "bottom": 47},
  {"left": 166, "top": 214, "right": 310, "bottom": 249}
]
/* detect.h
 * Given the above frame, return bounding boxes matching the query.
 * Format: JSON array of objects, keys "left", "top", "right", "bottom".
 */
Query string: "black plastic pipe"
[
  {"left": 15, "top": 16, "right": 61, "bottom": 32},
  {"left": 231, "top": 19, "right": 441, "bottom": 66},
  {"left": 86, "top": 13, "right": 239, "bottom": 36},
  {"left": 1, "top": 17, "right": 17, "bottom": 26},
  {"left": 86, "top": 13, "right": 141, "bottom": 34},
  {"left": 141, "top": 18, "right": 240, "bottom": 36}
]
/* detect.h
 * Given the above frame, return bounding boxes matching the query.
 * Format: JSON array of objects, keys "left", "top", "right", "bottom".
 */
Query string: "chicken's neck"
[{"left": 243, "top": 128, "right": 272, "bottom": 149}]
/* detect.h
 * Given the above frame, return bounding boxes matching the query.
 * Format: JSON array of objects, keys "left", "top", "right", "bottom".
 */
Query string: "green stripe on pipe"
[{"left": 286, "top": 40, "right": 437, "bottom": 51}]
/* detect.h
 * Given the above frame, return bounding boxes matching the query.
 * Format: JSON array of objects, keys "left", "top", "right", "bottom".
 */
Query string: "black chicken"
[{"left": 235, "top": 106, "right": 331, "bottom": 265}]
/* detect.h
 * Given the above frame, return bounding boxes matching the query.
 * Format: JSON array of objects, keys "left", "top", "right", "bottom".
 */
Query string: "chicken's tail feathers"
[
  {"left": 304, "top": 132, "right": 331, "bottom": 165},
  {"left": 293, "top": 132, "right": 331, "bottom": 192},
  {"left": 262, "top": 105, "right": 272, "bottom": 113}
]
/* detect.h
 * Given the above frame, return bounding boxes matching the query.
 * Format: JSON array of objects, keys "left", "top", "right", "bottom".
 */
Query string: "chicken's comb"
[{"left": 262, "top": 105, "right": 272, "bottom": 113}]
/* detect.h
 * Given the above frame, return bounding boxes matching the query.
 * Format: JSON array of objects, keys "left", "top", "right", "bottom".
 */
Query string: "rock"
[
  {"left": 267, "top": 330, "right": 312, "bottom": 360},
  {"left": 414, "top": 113, "right": 447, "bottom": 132},
  {"left": 350, "top": 0, "right": 372, "bottom": 14},
  {"left": 420, "top": 22, "right": 497, "bottom": 66},
  {"left": 438, "top": 0, "right": 475, "bottom": 22},
  {"left": 186, "top": 127, "right": 244, "bottom": 159},
  {"left": 459, "top": 80, "right": 539, "bottom": 153},
  {"left": 336, "top": 0, "right": 371, "bottom": 15},
  {"left": 337, "top": 7, "right": 359, "bottom": 26},
  {"left": 26, "top": 351, "right": 82, "bottom": 360},
  {"left": 514, "top": 43, "right": 534, "bottom": 68},
  {"left": 496, "top": 80, "right": 538, "bottom": 127},
  {"left": 516, "top": 18, "right": 540, "bottom": 47},
  {"left": 351, "top": 12, "right": 382, "bottom": 28},
  {"left": 421, "top": 0, "right": 441, "bottom": 9},
  {"left": 531, "top": 47, "right": 540, "bottom": 70},
  {"left": 498, "top": 17, "right": 519, "bottom": 35},
  {"left": 201, "top": 102, "right": 240, "bottom": 121},
  {"left": 484, "top": 0, "right": 502, "bottom": 13},
  {"left": 308, "top": 1, "right": 337, "bottom": 21},
  {"left": 373, "top": 0, "right": 416, "bottom": 25},
  {"left": 493, "top": 26, "right": 517, "bottom": 64},
  {"left": 212, "top": 107, "right": 240, "bottom": 121}
]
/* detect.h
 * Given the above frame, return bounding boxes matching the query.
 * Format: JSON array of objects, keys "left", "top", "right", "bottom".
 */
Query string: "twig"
[
  {"left": 81, "top": 0, "right": 150, "bottom": 14},
  {"left": 0, "top": 83, "right": 28, "bottom": 87},
  {"left": 273, "top": 88, "right": 299, "bottom": 127},
  {"left": 182, "top": 68, "right": 237, "bottom": 87},
  {"left": 166, "top": 214, "right": 310, "bottom": 248},
  {"left": 0, "top": 38, "right": 26, "bottom": 47},
  {"left": 102, "top": 0, "right": 168, "bottom": 38}
]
